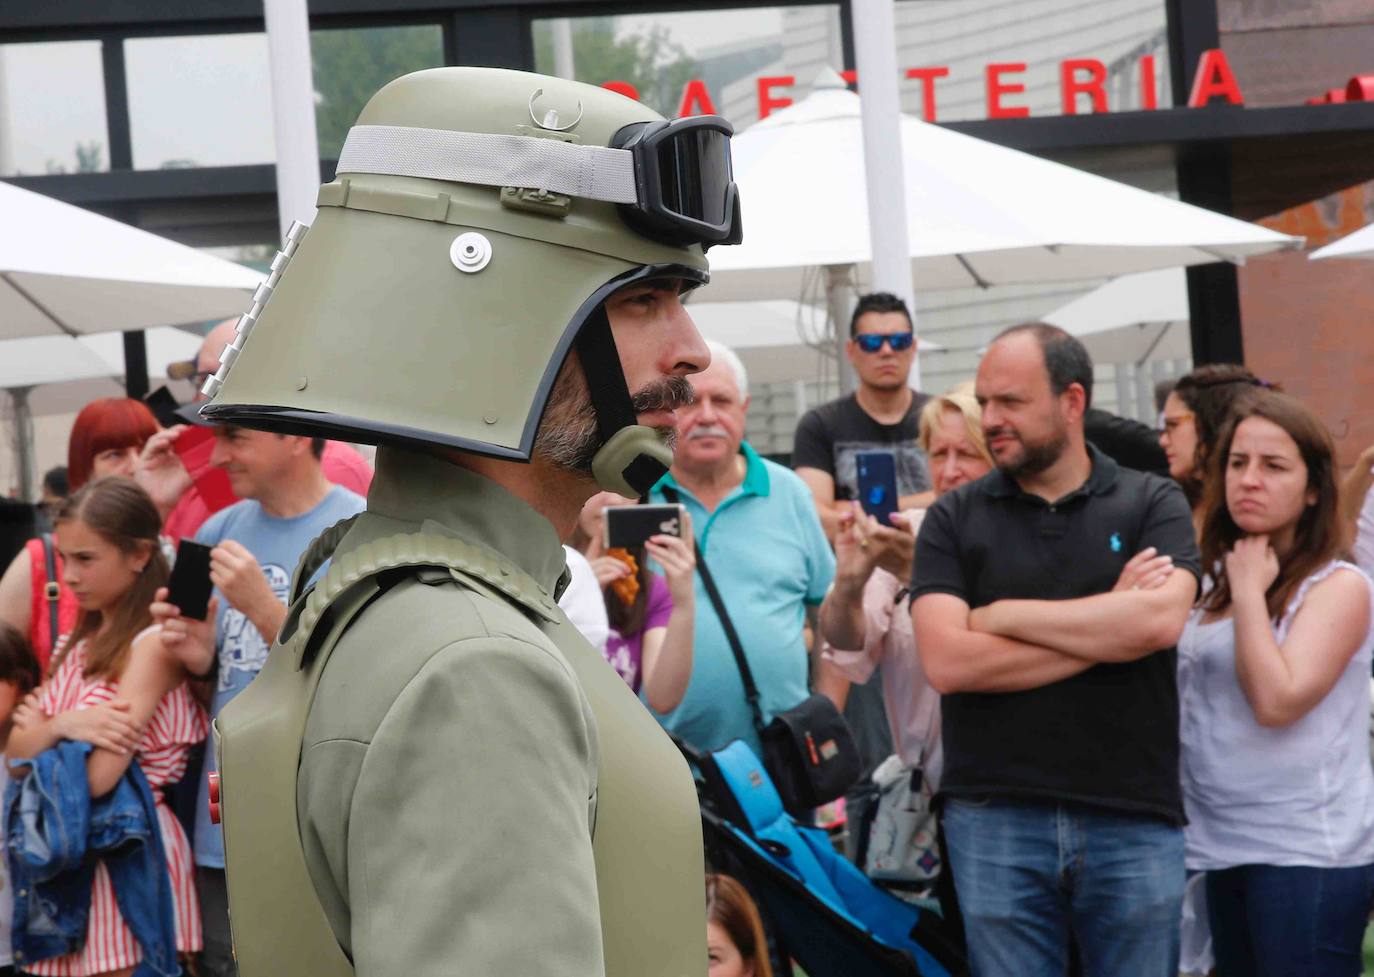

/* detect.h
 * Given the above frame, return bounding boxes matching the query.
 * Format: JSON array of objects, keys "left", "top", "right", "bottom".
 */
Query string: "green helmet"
[{"left": 199, "top": 66, "right": 741, "bottom": 496}]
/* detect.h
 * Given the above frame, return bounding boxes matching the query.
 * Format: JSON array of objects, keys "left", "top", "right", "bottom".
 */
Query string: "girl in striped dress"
[{"left": 8, "top": 477, "right": 207, "bottom": 977}]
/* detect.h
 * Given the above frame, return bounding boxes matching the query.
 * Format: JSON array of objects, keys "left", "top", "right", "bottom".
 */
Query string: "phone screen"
[
  {"left": 167, "top": 540, "right": 214, "bottom": 621},
  {"left": 855, "top": 451, "right": 899, "bottom": 527}
]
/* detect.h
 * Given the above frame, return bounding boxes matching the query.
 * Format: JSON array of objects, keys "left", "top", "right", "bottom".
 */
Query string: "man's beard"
[
  {"left": 989, "top": 420, "right": 1069, "bottom": 480},
  {"left": 533, "top": 355, "right": 694, "bottom": 475}
]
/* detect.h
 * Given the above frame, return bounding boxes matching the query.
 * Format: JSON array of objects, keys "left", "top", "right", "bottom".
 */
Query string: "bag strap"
[
  {"left": 661, "top": 487, "right": 767, "bottom": 735},
  {"left": 40, "top": 534, "right": 59, "bottom": 647}
]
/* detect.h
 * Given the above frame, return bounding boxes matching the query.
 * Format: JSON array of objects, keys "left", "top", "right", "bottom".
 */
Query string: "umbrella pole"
[
  {"left": 8, "top": 387, "right": 34, "bottom": 503},
  {"left": 825, "top": 264, "right": 858, "bottom": 397},
  {"left": 123, "top": 330, "right": 149, "bottom": 400}
]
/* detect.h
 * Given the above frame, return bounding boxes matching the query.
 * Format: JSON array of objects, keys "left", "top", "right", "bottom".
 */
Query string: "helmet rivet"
[
  {"left": 451, "top": 233, "right": 492, "bottom": 274},
  {"left": 296, "top": 376, "right": 309, "bottom": 391},
  {"left": 482, "top": 411, "right": 498, "bottom": 425}
]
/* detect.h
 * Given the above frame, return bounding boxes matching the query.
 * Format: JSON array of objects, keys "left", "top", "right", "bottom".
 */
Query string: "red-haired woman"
[{"left": 0, "top": 398, "right": 159, "bottom": 673}]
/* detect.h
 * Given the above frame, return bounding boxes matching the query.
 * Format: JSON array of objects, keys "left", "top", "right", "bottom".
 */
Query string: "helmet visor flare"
[{"left": 614, "top": 117, "right": 742, "bottom": 249}]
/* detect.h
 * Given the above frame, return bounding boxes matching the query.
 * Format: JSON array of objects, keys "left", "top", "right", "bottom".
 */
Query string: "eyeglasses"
[
  {"left": 854, "top": 332, "right": 915, "bottom": 354},
  {"left": 1162, "top": 412, "right": 1195, "bottom": 435}
]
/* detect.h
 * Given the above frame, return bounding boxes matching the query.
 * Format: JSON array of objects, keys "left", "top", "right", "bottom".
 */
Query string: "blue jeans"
[
  {"left": 943, "top": 796, "right": 1184, "bottom": 977},
  {"left": 1206, "top": 863, "right": 1374, "bottom": 977}
]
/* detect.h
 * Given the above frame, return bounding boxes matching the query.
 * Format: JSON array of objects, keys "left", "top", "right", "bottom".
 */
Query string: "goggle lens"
[
  {"left": 855, "top": 332, "right": 915, "bottom": 353},
  {"left": 657, "top": 127, "right": 730, "bottom": 226}
]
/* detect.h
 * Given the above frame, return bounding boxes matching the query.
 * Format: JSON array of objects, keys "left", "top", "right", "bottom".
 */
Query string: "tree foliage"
[
  {"left": 312, "top": 26, "right": 445, "bottom": 158},
  {"left": 532, "top": 18, "right": 699, "bottom": 119}
]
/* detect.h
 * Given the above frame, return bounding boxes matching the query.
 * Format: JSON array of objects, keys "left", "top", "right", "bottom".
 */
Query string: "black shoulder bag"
[{"left": 664, "top": 488, "right": 860, "bottom": 815}]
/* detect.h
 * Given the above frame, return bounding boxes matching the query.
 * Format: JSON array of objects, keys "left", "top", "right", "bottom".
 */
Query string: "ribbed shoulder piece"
[{"left": 283, "top": 521, "right": 561, "bottom": 669}]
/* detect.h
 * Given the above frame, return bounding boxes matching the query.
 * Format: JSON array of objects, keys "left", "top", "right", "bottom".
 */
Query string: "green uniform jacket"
[{"left": 224, "top": 448, "right": 706, "bottom": 976}]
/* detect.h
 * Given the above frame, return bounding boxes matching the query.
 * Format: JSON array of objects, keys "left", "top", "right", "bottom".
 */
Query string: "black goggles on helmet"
[{"left": 612, "top": 116, "right": 743, "bottom": 250}]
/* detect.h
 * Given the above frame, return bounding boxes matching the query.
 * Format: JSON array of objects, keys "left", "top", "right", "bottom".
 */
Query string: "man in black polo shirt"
[{"left": 911, "top": 323, "right": 1199, "bottom": 977}]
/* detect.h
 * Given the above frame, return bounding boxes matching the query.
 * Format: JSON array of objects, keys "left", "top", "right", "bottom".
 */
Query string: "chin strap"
[{"left": 573, "top": 305, "right": 670, "bottom": 496}]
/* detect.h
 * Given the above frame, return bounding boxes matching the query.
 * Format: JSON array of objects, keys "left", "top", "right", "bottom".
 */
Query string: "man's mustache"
[
  {"left": 688, "top": 424, "right": 731, "bottom": 440},
  {"left": 632, "top": 377, "right": 695, "bottom": 414}
]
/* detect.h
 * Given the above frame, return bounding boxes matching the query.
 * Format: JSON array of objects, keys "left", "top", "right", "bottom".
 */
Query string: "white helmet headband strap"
[{"left": 336, "top": 124, "right": 638, "bottom": 204}]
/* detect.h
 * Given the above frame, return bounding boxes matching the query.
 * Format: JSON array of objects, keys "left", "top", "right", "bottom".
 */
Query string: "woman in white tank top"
[{"left": 1178, "top": 390, "right": 1374, "bottom": 977}]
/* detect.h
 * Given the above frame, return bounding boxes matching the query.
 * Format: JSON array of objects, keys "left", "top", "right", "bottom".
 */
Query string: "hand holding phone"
[
  {"left": 604, "top": 504, "right": 687, "bottom": 549},
  {"left": 855, "top": 451, "right": 899, "bottom": 527},
  {"left": 166, "top": 540, "right": 214, "bottom": 621}
]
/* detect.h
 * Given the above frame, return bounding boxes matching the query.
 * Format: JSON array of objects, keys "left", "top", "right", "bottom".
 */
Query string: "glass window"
[
  {"left": 893, "top": 0, "right": 1171, "bottom": 122},
  {"left": 0, "top": 41, "right": 108, "bottom": 177},
  {"left": 311, "top": 25, "right": 444, "bottom": 158},
  {"left": 532, "top": 7, "right": 844, "bottom": 130},
  {"left": 126, "top": 33, "right": 276, "bottom": 169},
  {"left": 125, "top": 25, "right": 444, "bottom": 170}
]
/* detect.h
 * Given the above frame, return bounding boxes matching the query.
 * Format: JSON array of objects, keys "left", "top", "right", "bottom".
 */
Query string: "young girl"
[
  {"left": 571, "top": 491, "right": 696, "bottom": 714},
  {"left": 8, "top": 478, "right": 207, "bottom": 977},
  {"left": 705, "top": 873, "right": 772, "bottom": 977},
  {"left": 1179, "top": 391, "right": 1374, "bottom": 976}
]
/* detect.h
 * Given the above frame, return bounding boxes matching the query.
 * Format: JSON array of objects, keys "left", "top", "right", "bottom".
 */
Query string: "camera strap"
[{"left": 660, "top": 487, "right": 766, "bottom": 735}]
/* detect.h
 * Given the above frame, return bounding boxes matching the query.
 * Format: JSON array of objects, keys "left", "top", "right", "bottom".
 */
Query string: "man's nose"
[
  {"left": 671, "top": 302, "right": 712, "bottom": 377},
  {"left": 210, "top": 438, "right": 229, "bottom": 467}
]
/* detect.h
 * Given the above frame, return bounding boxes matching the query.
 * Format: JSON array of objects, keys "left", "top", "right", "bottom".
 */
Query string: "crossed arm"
[{"left": 913, "top": 568, "right": 1197, "bottom": 695}]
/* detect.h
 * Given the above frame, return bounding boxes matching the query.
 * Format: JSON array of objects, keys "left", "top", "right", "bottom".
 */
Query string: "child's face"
[
  {"left": 707, "top": 922, "right": 753, "bottom": 977},
  {"left": 56, "top": 518, "right": 148, "bottom": 613},
  {"left": 0, "top": 680, "right": 24, "bottom": 729}
]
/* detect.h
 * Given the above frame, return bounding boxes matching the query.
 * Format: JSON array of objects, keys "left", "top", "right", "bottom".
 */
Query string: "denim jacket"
[{"left": 5, "top": 741, "right": 180, "bottom": 976}]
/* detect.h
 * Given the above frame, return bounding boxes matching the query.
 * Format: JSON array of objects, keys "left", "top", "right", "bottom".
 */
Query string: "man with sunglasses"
[
  {"left": 794, "top": 292, "right": 933, "bottom": 542},
  {"left": 793, "top": 292, "right": 934, "bottom": 841},
  {"left": 191, "top": 67, "right": 740, "bottom": 977}
]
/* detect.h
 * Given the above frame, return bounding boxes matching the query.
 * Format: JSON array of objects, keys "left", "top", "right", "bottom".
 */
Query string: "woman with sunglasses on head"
[
  {"left": 1159, "top": 364, "right": 1268, "bottom": 534},
  {"left": 1178, "top": 390, "right": 1374, "bottom": 977},
  {"left": 0, "top": 399, "right": 160, "bottom": 675},
  {"left": 7, "top": 477, "right": 208, "bottom": 977}
]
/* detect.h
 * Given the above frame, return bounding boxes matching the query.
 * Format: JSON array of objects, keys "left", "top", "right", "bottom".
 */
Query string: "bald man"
[{"left": 148, "top": 319, "right": 373, "bottom": 541}]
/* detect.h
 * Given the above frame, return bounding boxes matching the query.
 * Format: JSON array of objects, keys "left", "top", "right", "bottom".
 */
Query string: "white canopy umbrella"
[
  {"left": 702, "top": 72, "right": 1302, "bottom": 304},
  {"left": 1043, "top": 269, "right": 1191, "bottom": 365},
  {"left": 0, "top": 182, "right": 262, "bottom": 339},
  {"left": 686, "top": 298, "right": 942, "bottom": 386},
  {"left": 1, "top": 328, "right": 203, "bottom": 498},
  {"left": 1310, "top": 222, "right": 1374, "bottom": 261}
]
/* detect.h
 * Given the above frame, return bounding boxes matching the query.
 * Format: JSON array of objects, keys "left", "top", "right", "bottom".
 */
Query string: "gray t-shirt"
[{"left": 193, "top": 486, "right": 366, "bottom": 867}]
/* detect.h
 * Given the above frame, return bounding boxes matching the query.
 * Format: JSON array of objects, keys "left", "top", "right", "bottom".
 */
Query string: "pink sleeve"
[
  {"left": 643, "top": 574, "right": 674, "bottom": 631},
  {"left": 821, "top": 571, "right": 900, "bottom": 683}
]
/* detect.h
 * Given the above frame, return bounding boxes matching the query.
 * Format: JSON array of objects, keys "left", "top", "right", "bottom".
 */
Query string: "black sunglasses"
[{"left": 854, "top": 332, "right": 915, "bottom": 353}]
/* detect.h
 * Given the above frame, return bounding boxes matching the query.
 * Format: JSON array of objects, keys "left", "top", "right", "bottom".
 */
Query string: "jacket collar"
[{"left": 364, "top": 447, "right": 569, "bottom": 598}]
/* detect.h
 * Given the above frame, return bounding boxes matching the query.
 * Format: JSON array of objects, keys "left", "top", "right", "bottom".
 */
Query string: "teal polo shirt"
[{"left": 647, "top": 443, "right": 835, "bottom": 755}]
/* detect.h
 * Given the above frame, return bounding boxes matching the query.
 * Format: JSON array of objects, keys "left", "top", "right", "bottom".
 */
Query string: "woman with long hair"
[
  {"left": 570, "top": 491, "right": 696, "bottom": 713},
  {"left": 1159, "top": 365, "right": 1266, "bottom": 524},
  {"left": 705, "top": 873, "right": 773, "bottom": 977},
  {"left": 0, "top": 399, "right": 160, "bottom": 673},
  {"left": 1179, "top": 390, "right": 1374, "bottom": 976},
  {"left": 7, "top": 477, "right": 207, "bottom": 977}
]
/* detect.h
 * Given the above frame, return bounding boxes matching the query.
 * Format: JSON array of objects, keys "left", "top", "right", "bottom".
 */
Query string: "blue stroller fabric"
[{"left": 701, "top": 740, "right": 961, "bottom": 977}]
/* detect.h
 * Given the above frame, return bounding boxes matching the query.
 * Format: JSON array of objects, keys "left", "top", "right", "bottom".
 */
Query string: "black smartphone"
[
  {"left": 855, "top": 450, "right": 899, "bottom": 527},
  {"left": 167, "top": 540, "right": 214, "bottom": 621},
  {"left": 604, "top": 504, "right": 686, "bottom": 549}
]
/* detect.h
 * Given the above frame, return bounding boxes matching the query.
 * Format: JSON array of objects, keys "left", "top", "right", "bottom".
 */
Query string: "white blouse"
[{"left": 1179, "top": 560, "right": 1374, "bottom": 870}]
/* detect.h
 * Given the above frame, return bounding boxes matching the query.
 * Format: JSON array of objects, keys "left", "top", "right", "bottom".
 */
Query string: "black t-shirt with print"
[{"left": 792, "top": 392, "right": 933, "bottom": 501}]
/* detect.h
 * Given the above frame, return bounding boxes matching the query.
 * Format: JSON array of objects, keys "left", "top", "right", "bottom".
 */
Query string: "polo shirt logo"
[{"left": 1110, "top": 532, "right": 1123, "bottom": 553}]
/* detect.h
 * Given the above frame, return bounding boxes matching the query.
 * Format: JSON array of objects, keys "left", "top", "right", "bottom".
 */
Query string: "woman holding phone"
[
  {"left": 7, "top": 477, "right": 207, "bottom": 977},
  {"left": 571, "top": 491, "right": 696, "bottom": 713}
]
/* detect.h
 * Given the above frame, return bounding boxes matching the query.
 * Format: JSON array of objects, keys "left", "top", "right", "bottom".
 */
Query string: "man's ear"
[{"left": 1061, "top": 383, "right": 1088, "bottom": 424}]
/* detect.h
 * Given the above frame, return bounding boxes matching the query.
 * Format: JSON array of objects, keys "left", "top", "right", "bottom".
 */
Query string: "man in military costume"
[{"left": 191, "top": 66, "right": 742, "bottom": 975}]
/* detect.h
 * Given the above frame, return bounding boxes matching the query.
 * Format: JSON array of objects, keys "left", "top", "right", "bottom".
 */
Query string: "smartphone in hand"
[
  {"left": 604, "top": 504, "right": 686, "bottom": 549},
  {"left": 855, "top": 451, "right": 899, "bottom": 527},
  {"left": 167, "top": 540, "right": 214, "bottom": 621}
]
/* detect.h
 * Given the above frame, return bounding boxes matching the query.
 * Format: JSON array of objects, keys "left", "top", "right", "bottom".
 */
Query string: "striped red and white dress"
[{"left": 28, "top": 629, "right": 208, "bottom": 976}]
